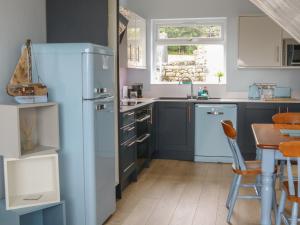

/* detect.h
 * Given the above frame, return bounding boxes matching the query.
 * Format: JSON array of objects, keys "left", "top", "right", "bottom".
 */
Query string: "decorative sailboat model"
[{"left": 7, "top": 40, "right": 48, "bottom": 104}]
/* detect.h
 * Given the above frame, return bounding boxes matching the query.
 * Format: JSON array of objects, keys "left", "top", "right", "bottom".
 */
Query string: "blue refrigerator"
[{"left": 31, "top": 43, "right": 116, "bottom": 225}]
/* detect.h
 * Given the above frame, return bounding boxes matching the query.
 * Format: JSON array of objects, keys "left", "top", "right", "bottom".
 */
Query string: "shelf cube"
[
  {"left": 0, "top": 103, "right": 60, "bottom": 158},
  {"left": 0, "top": 200, "right": 66, "bottom": 225},
  {"left": 4, "top": 153, "right": 60, "bottom": 210}
]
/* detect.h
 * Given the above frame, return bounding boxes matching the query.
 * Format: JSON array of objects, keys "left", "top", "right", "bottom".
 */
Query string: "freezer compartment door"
[
  {"left": 82, "top": 53, "right": 115, "bottom": 100},
  {"left": 83, "top": 99, "right": 116, "bottom": 225},
  {"left": 195, "top": 104, "right": 237, "bottom": 163}
]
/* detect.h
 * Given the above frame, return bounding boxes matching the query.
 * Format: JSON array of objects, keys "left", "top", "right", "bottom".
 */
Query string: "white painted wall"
[
  {"left": 0, "top": 0, "right": 46, "bottom": 199},
  {"left": 125, "top": 0, "right": 300, "bottom": 98}
]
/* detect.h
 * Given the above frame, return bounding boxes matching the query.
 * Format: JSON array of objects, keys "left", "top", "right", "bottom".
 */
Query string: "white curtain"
[{"left": 250, "top": 0, "right": 300, "bottom": 43}]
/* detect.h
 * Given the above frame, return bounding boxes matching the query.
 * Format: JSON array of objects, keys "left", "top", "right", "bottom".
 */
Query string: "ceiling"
[{"left": 250, "top": 0, "right": 300, "bottom": 43}]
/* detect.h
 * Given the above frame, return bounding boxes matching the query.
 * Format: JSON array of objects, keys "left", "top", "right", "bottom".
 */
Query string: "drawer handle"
[
  {"left": 136, "top": 134, "right": 150, "bottom": 143},
  {"left": 136, "top": 115, "right": 151, "bottom": 122},
  {"left": 126, "top": 112, "right": 135, "bottom": 116},
  {"left": 127, "top": 140, "right": 136, "bottom": 147},
  {"left": 207, "top": 111, "right": 224, "bottom": 115},
  {"left": 126, "top": 126, "right": 135, "bottom": 132},
  {"left": 123, "top": 162, "right": 135, "bottom": 173}
]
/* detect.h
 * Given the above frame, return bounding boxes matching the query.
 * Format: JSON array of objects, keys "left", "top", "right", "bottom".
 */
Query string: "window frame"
[{"left": 151, "top": 17, "right": 227, "bottom": 84}]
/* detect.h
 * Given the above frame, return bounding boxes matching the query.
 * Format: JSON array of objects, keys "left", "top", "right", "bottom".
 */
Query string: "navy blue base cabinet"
[
  {"left": 155, "top": 102, "right": 195, "bottom": 161},
  {"left": 0, "top": 201, "right": 66, "bottom": 225},
  {"left": 237, "top": 102, "right": 300, "bottom": 160}
]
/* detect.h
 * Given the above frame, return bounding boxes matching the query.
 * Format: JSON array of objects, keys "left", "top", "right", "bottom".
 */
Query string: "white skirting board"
[{"left": 4, "top": 153, "right": 60, "bottom": 210}]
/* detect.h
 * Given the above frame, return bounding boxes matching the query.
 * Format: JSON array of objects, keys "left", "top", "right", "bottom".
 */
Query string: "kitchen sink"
[{"left": 157, "top": 97, "right": 221, "bottom": 100}]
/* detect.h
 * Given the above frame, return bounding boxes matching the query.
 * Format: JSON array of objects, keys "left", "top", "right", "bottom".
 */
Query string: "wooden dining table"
[{"left": 252, "top": 123, "right": 300, "bottom": 225}]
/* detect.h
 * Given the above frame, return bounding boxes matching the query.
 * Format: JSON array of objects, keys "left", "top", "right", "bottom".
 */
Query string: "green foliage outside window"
[{"left": 159, "top": 25, "right": 221, "bottom": 40}]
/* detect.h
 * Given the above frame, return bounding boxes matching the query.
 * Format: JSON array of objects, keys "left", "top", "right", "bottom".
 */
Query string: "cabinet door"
[
  {"left": 238, "top": 103, "right": 278, "bottom": 160},
  {"left": 157, "top": 102, "right": 194, "bottom": 161},
  {"left": 120, "top": 138, "right": 137, "bottom": 175},
  {"left": 135, "top": 15, "right": 147, "bottom": 68},
  {"left": 238, "top": 16, "right": 282, "bottom": 67},
  {"left": 127, "top": 12, "right": 137, "bottom": 68},
  {"left": 286, "top": 103, "right": 300, "bottom": 112}
]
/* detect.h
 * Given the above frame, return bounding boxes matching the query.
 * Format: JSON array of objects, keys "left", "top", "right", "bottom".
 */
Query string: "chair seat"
[
  {"left": 232, "top": 160, "right": 262, "bottom": 175},
  {"left": 232, "top": 160, "right": 278, "bottom": 176},
  {"left": 283, "top": 181, "right": 300, "bottom": 203}
]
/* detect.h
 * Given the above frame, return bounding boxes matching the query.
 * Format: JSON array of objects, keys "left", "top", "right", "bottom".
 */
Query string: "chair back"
[
  {"left": 279, "top": 142, "right": 300, "bottom": 198},
  {"left": 221, "top": 120, "right": 246, "bottom": 171},
  {"left": 272, "top": 112, "right": 300, "bottom": 124}
]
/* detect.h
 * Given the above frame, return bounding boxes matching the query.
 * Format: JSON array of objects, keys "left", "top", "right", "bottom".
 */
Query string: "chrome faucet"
[{"left": 179, "top": 77, "right": 194, "bottom": 99}]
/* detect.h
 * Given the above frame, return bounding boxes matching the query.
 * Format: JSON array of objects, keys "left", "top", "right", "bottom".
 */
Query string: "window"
[{"left": 152, "top": 18, "right": 226, "bottom": 84}]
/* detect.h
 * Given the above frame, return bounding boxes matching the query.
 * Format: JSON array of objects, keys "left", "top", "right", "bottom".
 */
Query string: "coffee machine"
[{"left": 130, "top": 83, "right": 143, "bottom": 98}]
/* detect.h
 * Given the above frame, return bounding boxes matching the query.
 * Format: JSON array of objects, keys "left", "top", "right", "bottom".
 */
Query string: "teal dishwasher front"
[{"left": 194, "top": 104, "right": 237, "bottom": 163}]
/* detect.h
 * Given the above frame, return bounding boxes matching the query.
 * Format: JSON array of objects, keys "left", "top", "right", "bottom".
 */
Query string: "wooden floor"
[{"left": 105, "top": 159, "right": 275, "bottom": 225}]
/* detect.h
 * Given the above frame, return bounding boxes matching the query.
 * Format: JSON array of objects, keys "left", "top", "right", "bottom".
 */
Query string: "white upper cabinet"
[
  {"left": 238, "top": 16, "right": 282, "bottom": 68},
  {"left": 126, "top": 10, "right": 147, "bottom": 69}
]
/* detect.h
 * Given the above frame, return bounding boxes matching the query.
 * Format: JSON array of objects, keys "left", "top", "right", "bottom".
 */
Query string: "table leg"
[
  {"left": 256, "top": 148, "right": 262, "bottom": 195},
  {"left": 261, "top": 149, "right": 275, "bottom": 225}
]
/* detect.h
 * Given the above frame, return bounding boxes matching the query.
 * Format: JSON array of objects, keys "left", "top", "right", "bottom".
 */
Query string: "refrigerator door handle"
[
  {"left": 94, "top": 96, "right": 114, "bottom": 103},
  {"left": 96, "top": 104, "right": 107, "bottom": 111}
]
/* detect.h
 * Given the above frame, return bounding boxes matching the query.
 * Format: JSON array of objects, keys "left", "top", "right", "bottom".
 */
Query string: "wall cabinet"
[
  {"left": 127, "top": 10, "right": 147, "bottom": 69},
  {"left": 238, "top": 16, "right": 282, "bottom": 68},
  {"left": 155, "top": 102, "right": 194, "bottom": 161}
]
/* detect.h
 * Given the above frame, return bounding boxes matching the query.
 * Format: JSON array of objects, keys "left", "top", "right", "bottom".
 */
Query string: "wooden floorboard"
[{"left": 105, "top": 160, "right": 265, "bottom": 225}]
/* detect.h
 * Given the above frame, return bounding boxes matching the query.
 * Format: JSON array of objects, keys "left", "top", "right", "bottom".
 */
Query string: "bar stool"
[
  {"left": 272, "top": 113, "right": 300, "bottom": 183},
  {"left": 276, "top": 142, "right": 300, "bottom": 225},
  {"left": 221, "top": 120, "right": 277, "bottom": 224}
]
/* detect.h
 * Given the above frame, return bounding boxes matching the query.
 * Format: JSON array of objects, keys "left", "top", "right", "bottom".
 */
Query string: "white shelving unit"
[
  {"left": 4, "top": 153, "right": 60, "bottom": 210},
  {"left": 0, "top": 103, "right": 60, "bottom": 158}
]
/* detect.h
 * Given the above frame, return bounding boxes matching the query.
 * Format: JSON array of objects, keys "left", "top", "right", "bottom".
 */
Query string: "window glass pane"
[
  {"left": 153, "top": 44, "right": 225, "bottom": 84},
  {"left": 159, "top": 24, "right": 222, "bottom": 39}
]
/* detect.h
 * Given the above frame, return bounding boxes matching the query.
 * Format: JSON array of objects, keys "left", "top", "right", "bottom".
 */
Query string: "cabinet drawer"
[
  {"left": 136, "top": 114, "right": 151, "bottom": 135},
  {"left": 120, "top": 123, "right": 136, "bottom": 144},
  {"left": 121, "top": 111, "right": 135, "bottom": 127},
  {"left": 120, "top": 137, "right": 137, "bottom": 173}
]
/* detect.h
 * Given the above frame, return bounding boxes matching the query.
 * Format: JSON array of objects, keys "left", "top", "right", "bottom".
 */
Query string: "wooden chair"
[
  {"left": 221, "top": 120, "right": 277, "bottom": 223},
  {"left": 272, "top": 113, "right": 300, "bottom": 125},
  {"left": 277, "top": 142, "right": 300, "bottom": 225},
  {"left": 272, "top": 113, "right": 300, "bottom": 183}
]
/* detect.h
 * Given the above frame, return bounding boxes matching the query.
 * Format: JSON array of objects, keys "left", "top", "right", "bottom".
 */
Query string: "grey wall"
[
  {"left": 124, "top": 0, "right": 300, "bottom": 98},
  {"left": 0, "top": 0, "right": 46, "bottom": 198}
]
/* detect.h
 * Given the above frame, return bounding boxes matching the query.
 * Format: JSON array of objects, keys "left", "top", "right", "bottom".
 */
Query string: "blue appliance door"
[
  {"left": 82, "top": 52, "right": 115, "bottom": 100},
  {"left": 194, "top": 104, "right": 237, "bottom": 163},
  {"left": 83, "top": 98, "right": 116, "bottom": 225}
]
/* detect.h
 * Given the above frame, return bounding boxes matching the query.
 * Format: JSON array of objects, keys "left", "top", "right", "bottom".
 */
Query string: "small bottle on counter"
[
  {"left": 198, "top": 87, "right": 203, "bottom": 97},
  {"left": 203, "top": 86, "right": 209, "bottom": 97}
]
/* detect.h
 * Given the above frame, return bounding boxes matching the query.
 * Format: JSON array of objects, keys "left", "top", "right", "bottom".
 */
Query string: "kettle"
[{"left": 248, "top": 84, "right": 260, "bottom": 100}]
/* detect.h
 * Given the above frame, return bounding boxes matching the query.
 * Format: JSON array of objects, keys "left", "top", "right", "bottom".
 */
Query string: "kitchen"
[{"left": 0, "top": 0, "right": 300, "bottom": 225}]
